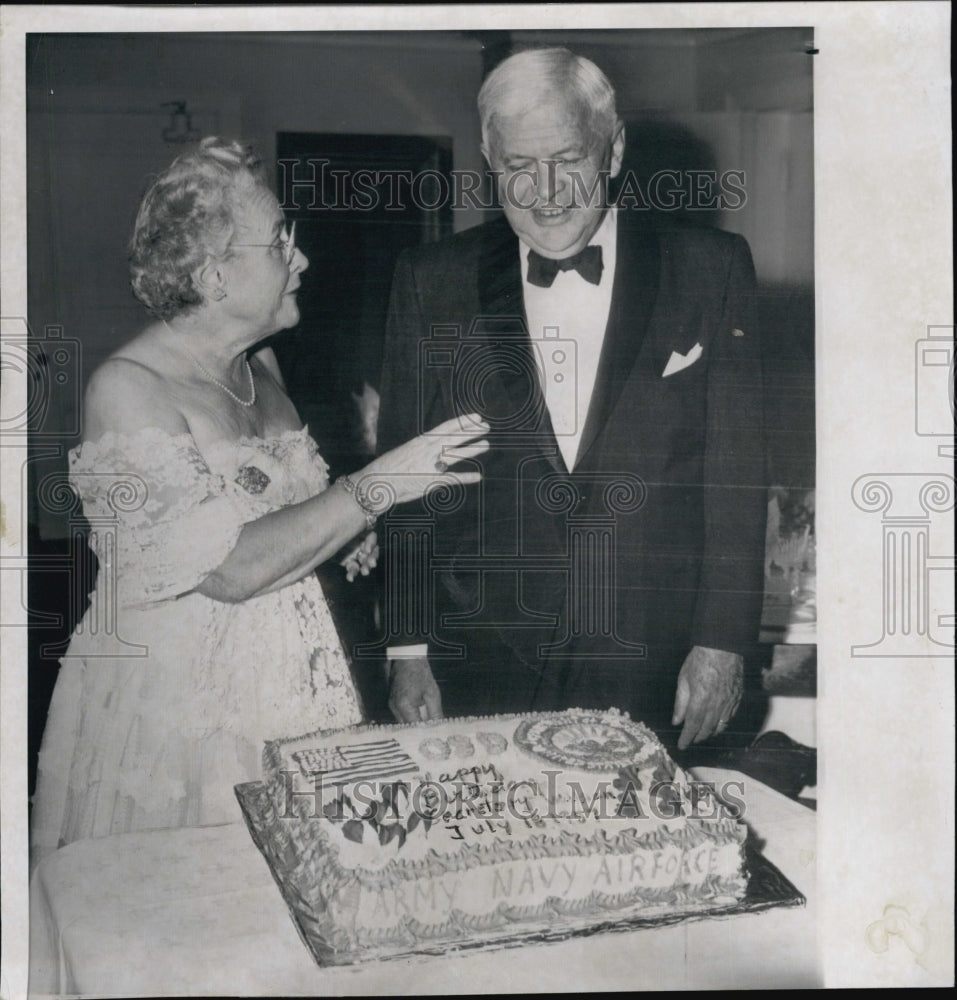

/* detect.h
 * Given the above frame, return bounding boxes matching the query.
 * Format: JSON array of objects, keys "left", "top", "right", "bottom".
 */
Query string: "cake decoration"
[
  {"left": 476, "top": 732, "right": 508, "bottom": 754},
  {"left": 447, "top": 734, "right": 476, "bottom": 757},
  {"left": 419, "top": 738, "right": 452, "bottom": 761},
  {"left": 254, "top": 709, "right": 749, "bottom": 965},
  {"left": 419, "top": 731, "right": 509, "bottom": 761},
  {"left": 513, "top": 711, "right": 653, "bottom": 772},
  {"left": 292, "top": 738, "right": 419, "bottom": 783}
]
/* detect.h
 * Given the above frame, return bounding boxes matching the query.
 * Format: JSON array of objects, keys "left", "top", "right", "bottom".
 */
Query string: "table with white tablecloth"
[{"left": 29, "top": 768, "right": 819, "bottom": 995}]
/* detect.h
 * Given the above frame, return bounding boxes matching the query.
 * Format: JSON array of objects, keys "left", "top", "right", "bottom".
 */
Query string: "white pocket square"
[{"left": 662, "top": 342, "right": 703, "bottom": 377}]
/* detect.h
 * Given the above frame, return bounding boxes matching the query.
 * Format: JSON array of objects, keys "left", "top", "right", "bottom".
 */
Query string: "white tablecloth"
[{"left": 29, "top": 769, "right": 819, "bottom": 995}]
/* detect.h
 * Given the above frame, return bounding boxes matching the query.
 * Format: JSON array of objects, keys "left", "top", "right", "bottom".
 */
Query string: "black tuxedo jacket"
[{"left": 377, "top": 213, "right": 767, "bottom": 728}]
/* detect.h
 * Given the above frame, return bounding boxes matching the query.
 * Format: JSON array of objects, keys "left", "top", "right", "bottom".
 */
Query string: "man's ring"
[{"left": 435, "top": 459, "right": 448, "bottom": 473}]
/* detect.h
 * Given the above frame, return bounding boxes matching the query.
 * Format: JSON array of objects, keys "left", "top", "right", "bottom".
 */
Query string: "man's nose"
[{"left": 535, "top": 160, "right": 563, "bottom": 203}]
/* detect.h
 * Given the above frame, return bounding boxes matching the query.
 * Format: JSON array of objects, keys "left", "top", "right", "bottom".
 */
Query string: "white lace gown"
[{"left": 31, "top": 426, "right": 363, "bottom": 865}]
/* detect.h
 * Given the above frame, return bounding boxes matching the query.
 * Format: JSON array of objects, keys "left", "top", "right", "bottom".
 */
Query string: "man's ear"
[
  {"left": 609, "top": 121, "right": 626, "bottom": 180},
  {"left": 192, "top": 257, "right": 227, "bottom": 303}
]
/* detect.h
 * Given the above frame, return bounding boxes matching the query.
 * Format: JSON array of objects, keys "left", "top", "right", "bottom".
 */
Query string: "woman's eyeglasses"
[{"left": 232, "top": 221, "right": 297, "bottom": 266}]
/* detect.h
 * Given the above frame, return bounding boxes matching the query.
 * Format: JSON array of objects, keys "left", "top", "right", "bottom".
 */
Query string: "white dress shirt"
[
  {"left": 521, "top": 207, "right": 618, "bottom": 472},
  {"left": 388, "top": 210, "right": 618, "bottom": 660}
]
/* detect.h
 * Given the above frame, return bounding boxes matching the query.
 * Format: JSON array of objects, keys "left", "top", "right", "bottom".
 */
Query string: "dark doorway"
[{"left": 271, "top": 132, "right": 453, "bottom": 477}]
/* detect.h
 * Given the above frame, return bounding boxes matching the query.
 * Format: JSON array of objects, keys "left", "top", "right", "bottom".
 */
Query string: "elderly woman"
[{"left": 30, "top": 137, "right": 487, "bottom": 863}]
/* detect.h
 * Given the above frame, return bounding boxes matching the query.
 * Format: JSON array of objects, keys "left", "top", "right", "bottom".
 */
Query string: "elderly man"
[{"left": 376, "top": 47, "right": 767, "bottom": 751}]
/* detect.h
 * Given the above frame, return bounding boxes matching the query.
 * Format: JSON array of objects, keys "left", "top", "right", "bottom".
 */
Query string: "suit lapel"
[
  {"left": 477, "top": 216, "right": 524, "bottom": 318},
  {"left": 575, "top": 218, "right": 660, "bottom": 467},
  {"left": 477, "top": 217, "right": 565, "bottom": 473}
]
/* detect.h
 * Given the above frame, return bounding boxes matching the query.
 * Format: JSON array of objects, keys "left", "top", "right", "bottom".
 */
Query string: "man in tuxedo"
[{"left": 375, "top": 47, "right": 767, "bottom": 751}]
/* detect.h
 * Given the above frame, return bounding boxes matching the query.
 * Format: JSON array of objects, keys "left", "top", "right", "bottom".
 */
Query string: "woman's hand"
[
  {"left": 355, "top": 413, "right": 489, "bottom": 509},
  {"left": 340, "top": 531, "right": 379, "bottom": 582},
  {"left": 194, "top": 414, "right": 489, "bottom": 604}
]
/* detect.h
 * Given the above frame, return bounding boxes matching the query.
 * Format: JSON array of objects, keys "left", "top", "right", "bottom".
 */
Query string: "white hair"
[{"left": 478, "top": 47, "right": 619, "bottom": 152}]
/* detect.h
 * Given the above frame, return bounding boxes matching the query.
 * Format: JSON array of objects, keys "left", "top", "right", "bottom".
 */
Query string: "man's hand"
[
  {"left": 672, "top": 646, "right": 744, "bottom": 750},
  {"left": 388, "top": 657, "right": 443, "bottom": 722}
]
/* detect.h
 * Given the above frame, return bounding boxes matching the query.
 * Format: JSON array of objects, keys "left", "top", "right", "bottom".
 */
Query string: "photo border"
[{"left": 2, "top": 4, "right": 953, "bottom": 994}]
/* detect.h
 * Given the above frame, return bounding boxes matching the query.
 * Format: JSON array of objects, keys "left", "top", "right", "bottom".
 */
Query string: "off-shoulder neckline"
[{"left": 71, "top": 425, "right": 311, "bottom": 459}]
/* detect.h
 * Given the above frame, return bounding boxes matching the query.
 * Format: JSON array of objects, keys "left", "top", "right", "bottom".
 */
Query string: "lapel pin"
[{"left": 732, "top": 328, "right": 745, "bottom": 338}]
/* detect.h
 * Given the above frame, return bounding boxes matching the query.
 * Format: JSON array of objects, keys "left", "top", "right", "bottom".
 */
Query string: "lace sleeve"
[{"left": 69, "top": 429, "right": 249, "bottom": 607}]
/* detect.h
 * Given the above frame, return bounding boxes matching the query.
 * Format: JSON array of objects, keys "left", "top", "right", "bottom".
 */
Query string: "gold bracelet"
[{"left": 338, "top": 474, "right": 377, "bottom": 529}]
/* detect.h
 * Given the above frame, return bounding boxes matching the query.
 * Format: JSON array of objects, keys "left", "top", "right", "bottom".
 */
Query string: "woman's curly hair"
[{"left": 129, "top": 137, "right": 267, "bottom": 319}]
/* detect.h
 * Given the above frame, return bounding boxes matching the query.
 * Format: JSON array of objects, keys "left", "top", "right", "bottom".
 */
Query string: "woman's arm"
[
  {"left": 201, "top": 433, "right": 486, "bottom": 601},
  {"left": 84, "top": 357, "right": 486, "bottom": 604},
  {"left": 196, "top": 480, "right": 372, "bottom": 601}
]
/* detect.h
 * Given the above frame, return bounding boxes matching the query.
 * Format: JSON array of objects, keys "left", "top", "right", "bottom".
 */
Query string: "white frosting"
[
  {"left": 263, "top": 709, "right": 747, "bottom": 956},
  {"left": 350, "top": 838, "right": 743, "bottom": 934}
]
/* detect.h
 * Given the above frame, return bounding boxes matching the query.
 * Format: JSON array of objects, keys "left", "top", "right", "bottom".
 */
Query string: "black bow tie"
[{"left": 526, "top": 245, "right": 603, "bottom": 288}]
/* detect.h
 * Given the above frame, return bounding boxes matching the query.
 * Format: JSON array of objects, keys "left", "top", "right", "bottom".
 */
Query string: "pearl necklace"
[{"left": 163, "top": 319, "right": 256, "bottom": 407}]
